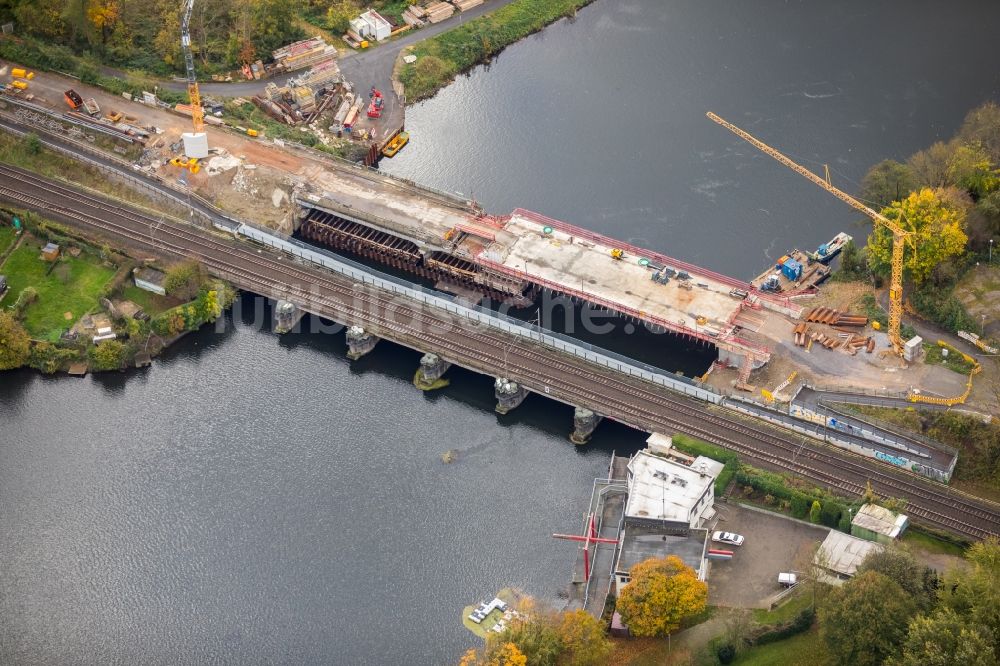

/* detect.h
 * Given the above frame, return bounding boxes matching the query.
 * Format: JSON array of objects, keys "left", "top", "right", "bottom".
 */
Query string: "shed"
[
  {"left": 42, "top": 242, "right": 60, "bottom": 261},
  {"left": 851, "top": 504, "right": 909, "bottom": 544},
  {"left": 815, "top": 530, "right": 883, "bottom": 582},
  {"left": 134, "top": 267, "right": 167, "bottom": 296}
]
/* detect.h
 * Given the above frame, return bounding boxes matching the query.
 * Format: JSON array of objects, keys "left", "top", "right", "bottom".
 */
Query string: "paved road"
[
  {"left": 2, "top": 163, "right": 998, "bottom": 542},
  {"left": 149, "top": 0, "right": 518, "bottom": 101}
]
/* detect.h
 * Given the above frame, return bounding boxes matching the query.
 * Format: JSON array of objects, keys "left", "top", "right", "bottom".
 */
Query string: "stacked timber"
[
  {"left": 272, "top": 38, "right": 337, "bottom": 72},
  {"left": 424, "top": 1, "right": 455, "bottom": 22},
  {"left": 289, "top": 59, "right": 342, "bottom": 89},
  {"left": 452, "top": 0, "right": 484, "bottom": 10},
  {"left": 792, "top": 321, "right": 875, "bottom": 354},
  {"left": 803, "top": 307, "right": 868, "bottom": 327}
]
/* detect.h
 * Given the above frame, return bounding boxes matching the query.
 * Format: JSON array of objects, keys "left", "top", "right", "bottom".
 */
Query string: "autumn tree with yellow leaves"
[
  {"left": 866, "top": 188, "right": 968, "bottom": 287},
  {"left": 616, "top": 555, "right": 708, "bottom": 638}
]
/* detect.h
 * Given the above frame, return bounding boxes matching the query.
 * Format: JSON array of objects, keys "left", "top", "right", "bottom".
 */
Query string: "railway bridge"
[{"left": 2, "top": 164, "right": 1000, "bottom": 542}]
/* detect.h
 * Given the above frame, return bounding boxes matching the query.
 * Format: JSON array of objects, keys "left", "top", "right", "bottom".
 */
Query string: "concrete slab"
[
  {"left": 497, "top": 211, "right": 746, "bottom": 334},
  {"left": 706, "top": 504, "right": 828, "bottom": 608}
]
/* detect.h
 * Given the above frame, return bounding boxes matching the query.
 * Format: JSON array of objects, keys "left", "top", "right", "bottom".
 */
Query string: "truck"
[{"left": 11, "top": 67, "right": 34, "bottom": 79}]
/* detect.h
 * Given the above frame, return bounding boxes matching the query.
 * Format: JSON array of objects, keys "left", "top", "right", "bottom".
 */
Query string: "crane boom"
[
  {"left": 181, "top": 0, "right": 204, "bottom": 134},
  {"left": 706, "top": 111, "right": 912, "bottom": 354}
]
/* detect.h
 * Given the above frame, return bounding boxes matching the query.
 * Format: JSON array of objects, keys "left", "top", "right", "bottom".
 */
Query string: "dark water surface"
[
  {"left": 4, "top": 1, "right": 1000, "bottom": 663},
  {"left": 384, "top": 0, "right": 1000, "bottom": 278}
]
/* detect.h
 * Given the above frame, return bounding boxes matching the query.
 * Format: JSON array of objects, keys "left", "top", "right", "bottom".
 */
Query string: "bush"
[
  {"left": 809, "top": 500, "right": 822, "bottom": 524},
  {"left": 88, "top": 339, "right": 127, "bottom": 371},
  {"left": 751, "top": 608, "right": 815, "bottom": 646},
  {"left": 717, "top": 642, "right": 736, "bottom": 664},
  {"left": 28, "top": 341, "right": 80, "bottom": 374}
]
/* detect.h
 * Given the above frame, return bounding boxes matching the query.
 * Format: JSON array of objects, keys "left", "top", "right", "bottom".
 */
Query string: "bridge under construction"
[{"left": 296, "top": 189, "right": 805, "bottom": 381}]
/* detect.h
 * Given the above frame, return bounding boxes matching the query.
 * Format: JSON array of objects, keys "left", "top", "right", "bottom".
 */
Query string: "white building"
[
  {"left": 351, "top": 9, "right": 392, "bottom": 42},
  {"left": 624, "top": 446, "right": 723, "bottom": 532},
  {"left": 612, "top": 435, "right": 722, "bottom": 594}
]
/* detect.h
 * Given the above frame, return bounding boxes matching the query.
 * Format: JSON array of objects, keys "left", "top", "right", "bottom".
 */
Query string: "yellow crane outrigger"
[{"left": 707, "top": 111, "right": 914, "bottom": 354}]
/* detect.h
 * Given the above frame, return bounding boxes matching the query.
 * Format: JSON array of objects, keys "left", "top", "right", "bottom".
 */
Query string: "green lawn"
[
  {"left": 0, "top": 240, "right": 115, "bottom": 341},
  {"left": 752, "top": 588, "right": 813, "bottom": 625},
  {"left": 121, "top": 284, "right": 178, "bottom": 316},
  {"left": 902, "top": 528, "right": 967, "bottom": 557},
  {"left": 0, "top": 225, "right": 17, "bottom": 256},
  {"left": 733, "top": 628, "right": 828, "bottom": 666}
]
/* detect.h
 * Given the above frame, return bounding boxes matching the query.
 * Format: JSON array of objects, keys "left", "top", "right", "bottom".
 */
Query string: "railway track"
[{"left": 2, "top": 163, "right": 998, "bottom": 540}]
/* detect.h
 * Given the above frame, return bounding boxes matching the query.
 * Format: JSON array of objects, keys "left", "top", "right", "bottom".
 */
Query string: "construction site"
[{"left": 0, "top": 1, "right": 995, "bottom": 418}]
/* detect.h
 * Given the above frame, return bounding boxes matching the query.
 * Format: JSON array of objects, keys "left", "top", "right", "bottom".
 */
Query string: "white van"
[{"left": 778, "top": 572, "right": 798, "bottom": 587}]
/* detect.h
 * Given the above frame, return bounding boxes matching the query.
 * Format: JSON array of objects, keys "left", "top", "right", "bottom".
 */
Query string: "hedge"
[
  {"left": 750, "top": 608, "right": 815, "bottom": 646},
  {"left": 736, "top": 467, "right": 849, "bottom": 529}
]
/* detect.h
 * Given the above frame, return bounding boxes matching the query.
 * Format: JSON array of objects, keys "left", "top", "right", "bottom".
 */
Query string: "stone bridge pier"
[
  {"left": 346, "top": 325, "right": 379, "bottom": 360},
  {"left": 414, "top": 353, "right": 451, "bottom": 390},
  {"left": 570, "top": 407, "right": 602, "bottom": 445},
  {"left": 495, "top": 378, "right": 529, "bottom": 414}
]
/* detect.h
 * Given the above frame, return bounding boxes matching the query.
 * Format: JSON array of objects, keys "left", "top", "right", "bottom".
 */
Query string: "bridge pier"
[
  {"left": 414, "top": 353, "right": 451, "bottom": 390},
  {"left": 570, "top": 407, "right": 603, "bottom": 445},
  {"left": 274, "top": 300, "right": 304, "bottom": 334},
  {"left": 345, "top": 325, "right": 378, "bottom": 360},
  {"left": 495, "top": 378, "right": 528, "bottom": 414}
]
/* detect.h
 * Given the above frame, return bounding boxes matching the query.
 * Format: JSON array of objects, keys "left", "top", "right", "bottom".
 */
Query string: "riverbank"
[{"left": 397, "top": 0, "right": 597, "bottom": 102}]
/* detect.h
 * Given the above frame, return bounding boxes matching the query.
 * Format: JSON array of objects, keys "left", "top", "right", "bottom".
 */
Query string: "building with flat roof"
[
  {"left": 851, "top": 503, "right": 909, "bottom": 544},
  {"left": 815, "top": 530, "right": 884, "bottom": 582},
  {"left": 624, "top": 447, "right": 723, "bottom": 532},
  {"left": 612, "top": 436, "right": 722, "bottom": 594}
]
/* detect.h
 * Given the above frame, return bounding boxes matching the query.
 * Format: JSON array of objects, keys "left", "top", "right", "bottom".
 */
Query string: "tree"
[
  {"left": 861, "top": 159, "right": 918, "bottom": 208},
  {"left": 88, "top": 339, "right": 128, "bottom": 371},
  {"left": 486, "top": 615, "right": 562, "bottom": 666},
  {"left": 938, "top": 538, "right": 1000, "bottom": 662},
  {"left": 616, "top": 555, "right": 708, "bottom": 638},
  {"left": 908, "top": 141, "right": 957, "bottom": 189},
  {"left": 856, "top": 548, "right": 934, "bottom": 607},
  {"left": 947, "top": 142, "right": 1000, "bottom": 200},
  {"left": 837, "top": 238, "right": 867, "bottom": 279},
  {"left": 809, "top": 500, "right": 822, "bottom": 523},
  {"left": 958, "top": 102, "right": 1000, "bottom": 166},
  {"left": 163, "top": 260, "right": 205, "bottom": 300},
  {"left": 556, "top": 609, "right": 611, "bottom": 666},
  {"left": 0, "top": 311, "right": 31, "bottom": 370},
  {"left": 459, "top": 642, "right": 528, "bottom": 666},
  {"left": 866, "top": 188, "right": 968, "bottom": 286},
  {"left": 820, "top": 571, "right": 916, "bottom": 666},
  {"left": 887, "top": 607, "right": 995, "bottom": 666}
]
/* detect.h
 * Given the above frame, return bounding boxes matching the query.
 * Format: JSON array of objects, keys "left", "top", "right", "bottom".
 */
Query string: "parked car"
[
  {"left": 778, "top": 572, "right": 798, "bottom": 588},
  {"left": 712, "top": 531, "right": 745, "bottom": 546}
]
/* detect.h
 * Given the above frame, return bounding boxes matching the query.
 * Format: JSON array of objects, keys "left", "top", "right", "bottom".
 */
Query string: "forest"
[{"left": 0, "top": 1, "right": 396, "bottom": 75}]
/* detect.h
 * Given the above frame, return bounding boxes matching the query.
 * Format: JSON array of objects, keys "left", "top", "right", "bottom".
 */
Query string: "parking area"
[{"left": 706, "top": 504, "right": 829, "bottom": 608}]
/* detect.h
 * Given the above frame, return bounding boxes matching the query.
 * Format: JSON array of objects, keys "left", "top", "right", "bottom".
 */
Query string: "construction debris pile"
[
  {"left": 272, "top": 37, "right": 338, "bottom": 73},
  {"left": 254, "top": 51, "right": 353, "bottom": 127},
  {"left": 793, "top": 308, "right": 874, "bottom": 354}
]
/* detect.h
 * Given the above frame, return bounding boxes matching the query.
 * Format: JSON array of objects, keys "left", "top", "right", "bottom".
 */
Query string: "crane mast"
[
  {"left": 181, "top": 0, "right": 204, "bottom": 134},
  {"left": 706, "top": 111, "right": 912, "bottom": 354}
]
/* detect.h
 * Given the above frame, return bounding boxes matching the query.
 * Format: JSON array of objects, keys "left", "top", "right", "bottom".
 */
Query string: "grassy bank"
[
  {"left": 0, "top": 236, "right": 115, "bottom": 342},
  {"left": 399, "top": 0, "right": 596, "bottom": 102}
]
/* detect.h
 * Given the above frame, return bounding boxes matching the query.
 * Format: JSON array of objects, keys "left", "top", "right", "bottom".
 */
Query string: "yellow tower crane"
[
  {"left": 181, "top": 0, "right": 204, "bottom": 135},
  {"left": 706, "top": 111, "right": 913, "bottom": 355}
]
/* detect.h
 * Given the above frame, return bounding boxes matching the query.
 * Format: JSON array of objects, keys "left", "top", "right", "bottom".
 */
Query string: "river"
[{"left": 3, "top": 1, "right": 999, "bottom": 663}]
